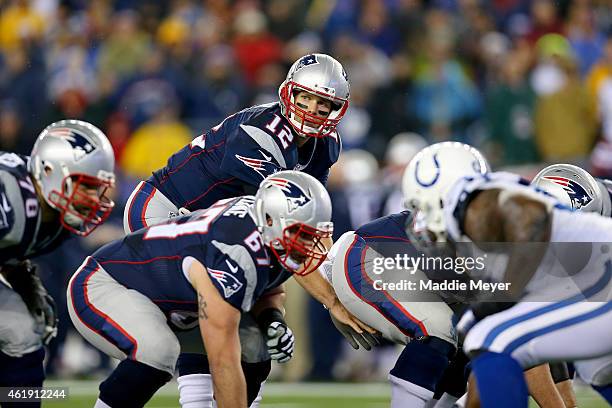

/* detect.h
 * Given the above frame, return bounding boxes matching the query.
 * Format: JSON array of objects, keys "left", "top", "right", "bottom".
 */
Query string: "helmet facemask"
[
  {"left": 280, "top": 82, "right": 348, "bottom": 138},
  {"left": 268, "top": 220, "right": 333, "bottom": 276},
  {"left": 29, "top": 119, "right": 116, "bottom": 236},
  {"left": 253, "top": 171, "right": 334, "bottom": 275},
  {"left": 48, "top": 172, "right": 115, "bottom": 236}
]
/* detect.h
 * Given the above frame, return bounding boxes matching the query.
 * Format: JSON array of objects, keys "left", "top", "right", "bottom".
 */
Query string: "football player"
[
  {"left": 0, "top": 120, "right": 115, "bottom": 406},
  {"left": 532, "top": 163, "right": 612, "bottom": 406},
  {"left": 123, "top": 53, "right": 348, "bottom": 232},
  {"left": 402, "top": 145, "right": 612, "bottom": 408},
  {"left": 122, "top": 53, "right": 350, "bottom": 407},
  {"left": 318, "top": 143, "right": 491, "bottom": 408},
  {"left": 68, "top": 171, "right": 372, "bottom": 408}
]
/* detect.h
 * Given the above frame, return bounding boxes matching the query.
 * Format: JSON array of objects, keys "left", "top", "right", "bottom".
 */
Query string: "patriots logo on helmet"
[
  {"left": 268, "top": 177, "right": 311, "bottom": 212},
  {"left": 208, "top": 267, "right": 244, "bottom": 298},
  {"left": 543, "top": 176, "right": 593, "bottom": 209},
  {"left": 48, "top": 127, "right": 97, "bottom": 162},
  {"left": 295, "top": 54, "right": 319, "bottom": 72}
]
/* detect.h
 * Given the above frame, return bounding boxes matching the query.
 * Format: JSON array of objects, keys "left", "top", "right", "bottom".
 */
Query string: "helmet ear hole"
[
  {"left": 266, "top": 214, "right": 273, "bottom": 227},
  {"left": 43, "top": 162, "right": 53, "bottom": 176}
]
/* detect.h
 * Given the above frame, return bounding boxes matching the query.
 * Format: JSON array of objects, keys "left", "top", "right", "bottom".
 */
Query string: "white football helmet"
[
  {"left": 532, "top": 163, "right": 612, "bottom": 216},
  {"left": 278, "top": 53, "right": 350, "bottom": 138},
  {"left": 252, "top": 171, "right": 333, "bottom": 275},
  {"left": 29, "top": 120, "right": 116, "bottom": 236},
  {"left": 402, "top": 142, "right": 490, "bottom": 243}
]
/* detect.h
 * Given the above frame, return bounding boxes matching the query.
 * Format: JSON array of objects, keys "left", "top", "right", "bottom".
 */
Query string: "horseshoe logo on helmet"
[{"left": 414, "top": 153, "right": 441, "bottom": 187}]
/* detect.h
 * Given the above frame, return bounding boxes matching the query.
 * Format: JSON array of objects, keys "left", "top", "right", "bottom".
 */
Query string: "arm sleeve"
[
  {"left": 0, "top": 171, "right": 23, "bottom": 248},
  {"left": 183, "top": 244, "right": 249, "bottom": 312},
  {"left": 182, "top": 226, "right": 261, "bottom": 312}
]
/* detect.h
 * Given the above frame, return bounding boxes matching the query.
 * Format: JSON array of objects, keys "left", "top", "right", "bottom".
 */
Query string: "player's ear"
[{"left": 266, "top": 214, "right": 273, "bottom": 227}]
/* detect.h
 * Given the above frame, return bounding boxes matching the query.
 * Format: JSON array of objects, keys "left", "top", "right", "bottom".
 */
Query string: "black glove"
[
  {"left": 330, "top": 312, "right": 380, "bottom": 350},
  {"left": 257, "top": 308, "right": 294, "bottom": 363},
  {"left": 3, "top": 261, "right": 58, "bottom": 345}
]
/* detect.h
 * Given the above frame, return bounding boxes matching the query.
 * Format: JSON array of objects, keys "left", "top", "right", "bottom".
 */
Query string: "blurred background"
[{"left": 2, "top": 0, "right": 611, "bottom": 394}]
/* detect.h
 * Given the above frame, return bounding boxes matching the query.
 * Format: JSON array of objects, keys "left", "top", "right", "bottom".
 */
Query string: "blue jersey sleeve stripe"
[
  {"left": 70, "top": 257, "right": 139, "bottom": 358},
  {"left": 503, "top": 302, "right": 612, "bottom": 355},
  {"left": 344, "top": 235, "right": 428, "bottom": 338},
  {"left": 482, "top": 261, "right": 612, "bottom": 349}
]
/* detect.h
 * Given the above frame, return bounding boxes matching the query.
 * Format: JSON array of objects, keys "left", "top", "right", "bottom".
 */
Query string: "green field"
[{"left": 40, "top": 380, "right": 610, "bottom": 408}]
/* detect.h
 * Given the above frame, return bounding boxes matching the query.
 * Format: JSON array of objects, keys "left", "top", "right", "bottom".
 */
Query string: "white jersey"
[{"left": 444, "top": 172, "right": 612, "bottom": 302}]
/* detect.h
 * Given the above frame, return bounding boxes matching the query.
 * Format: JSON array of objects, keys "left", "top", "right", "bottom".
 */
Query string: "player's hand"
[
  {"left": 3, "top": 261, "right": 58, "bottom": 345},
  {"left": 257, "top": 308, "right": 294, "bottom": 363},
  {"left": 40, "top": 293, "right": 58, "bottom": 345},
  {"left": 330, "top": 312, "right": 380, "bottom": 350},
  {"left": 329, "top": 299, "right": 378, "bottom": 338},
  {"left": 266, "top": 321, "right": 294, "bottom": 363}
]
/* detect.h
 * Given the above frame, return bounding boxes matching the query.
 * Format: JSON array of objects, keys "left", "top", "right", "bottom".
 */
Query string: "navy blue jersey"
[
  {"left": 353, "top": 211, "right": 469, "bottom": 303},
  {"left": 91, "top": 196, "right": 293, "bottom": 314},
  {"left": 354, "top": 211, "right": 420, "bottom": 259},
  {"left": 0, "top": 152, "right": 68, "bottom": 264},
  {"left": 148, "top": 103, "right": 340, "bottom": 210}
]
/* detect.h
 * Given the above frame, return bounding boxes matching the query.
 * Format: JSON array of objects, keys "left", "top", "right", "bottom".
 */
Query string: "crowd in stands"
[{"left": 2, "top": 0, "right": 612, "bottom": 381}]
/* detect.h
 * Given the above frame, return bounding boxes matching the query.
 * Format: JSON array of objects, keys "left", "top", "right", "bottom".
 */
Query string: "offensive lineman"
[
  {"left": 0, "top": 120, "right": 115, "bottom": 407},
  {"left": 402, "top": 145, "right": 612, "bottom": 408},
  {"left": 319, "top": 143, "right": 491, "bottom": 408},
  {"left": 68, "top": 171, "right": 372, "bottom": 408},
  {"left": 122, "top": 53, "right": 350, "bottom": 406}
]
